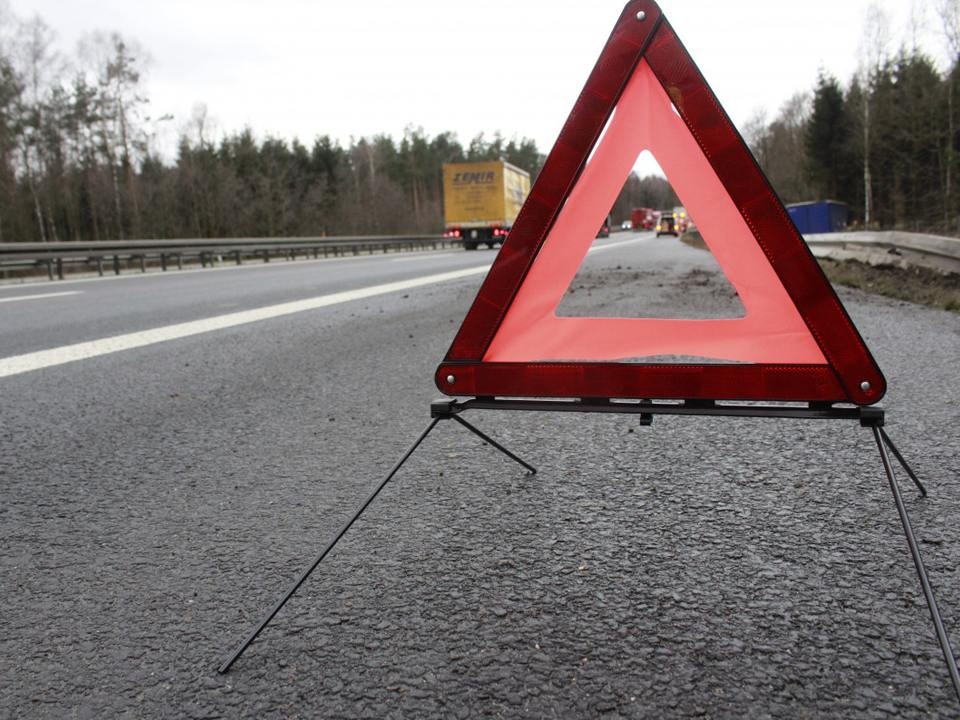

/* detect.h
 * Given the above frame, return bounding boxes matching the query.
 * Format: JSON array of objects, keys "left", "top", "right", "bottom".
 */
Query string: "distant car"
[
  {"left": 621, "top": 220, "right": 633, "bottom": 231},
  {"left": 597, "top": 217, "right": 611, "bottom": 238},
  {"left": 656, "top": 212, "right": 678, "bottom": 237}
]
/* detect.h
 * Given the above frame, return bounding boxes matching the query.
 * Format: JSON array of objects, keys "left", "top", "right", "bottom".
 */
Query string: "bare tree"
[
  {"left": 13, "top": 15, "right": 59, "bottom": 241},
  {"left": 939, "top": 0, "right": 960, "bottom": 228},
  {"left": 908, "top": 0, "right": 929, "bottom": 53},
  {"left": 79, "top": 32, "right": 150, "bottom": 239},
  {"left": 857, "top": 2, "right": 891, "bottom": 226},
  {"left": 939, "top": 0, "right": 960, "bottom": 57}
]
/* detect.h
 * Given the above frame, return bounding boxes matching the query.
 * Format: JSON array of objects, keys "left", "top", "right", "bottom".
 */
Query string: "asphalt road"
[{"left": 1, "top": 234, "right": 958, "bottom": 718}]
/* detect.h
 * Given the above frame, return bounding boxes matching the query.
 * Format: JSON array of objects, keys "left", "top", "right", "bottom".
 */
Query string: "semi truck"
[
  {"left": 630, "top": 207, "right": 656, "bottom": 231},
  {"left": 442, "top": 161, "right": 531, "bottom": 250}
]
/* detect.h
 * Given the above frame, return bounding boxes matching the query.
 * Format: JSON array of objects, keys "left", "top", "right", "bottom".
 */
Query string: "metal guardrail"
[
  {"left": 3, "top": 230, "right": 957, "bottom": 282},
  {"left": 0, "top": 235, "right": 459, "bottom": 281},
  {"left": 804, "top": 231, "right": 960, "bottom": 274}
]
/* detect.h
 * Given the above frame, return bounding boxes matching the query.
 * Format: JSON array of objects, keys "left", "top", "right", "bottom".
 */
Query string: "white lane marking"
[
  {"left": 0, "top": 232, "right": 650, "bottom": 378},
  {"left": 0, "top": 266, "right": 490, "bottom": 379},
  {"left": 589, "top": 235, "right": 654, "bottom": 252},
  {"left": 390, "top": 254, "right": 463, "bottom": 263},
  {"left": 0, "top": 291, "right": 82, "bottom": 304}
]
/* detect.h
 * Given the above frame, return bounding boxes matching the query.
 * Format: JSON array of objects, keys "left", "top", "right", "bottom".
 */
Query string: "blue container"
[{"left": 786, "top": 201, "right": 848, "bottom": 234}]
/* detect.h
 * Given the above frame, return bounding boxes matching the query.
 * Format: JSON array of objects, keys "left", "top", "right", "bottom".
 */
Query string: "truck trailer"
[
  {"left": 442, "top": 161, "right": 531, "bottom": 250},
  {"left": 630, "top": 207, "right": 656, "bottom": 231}
]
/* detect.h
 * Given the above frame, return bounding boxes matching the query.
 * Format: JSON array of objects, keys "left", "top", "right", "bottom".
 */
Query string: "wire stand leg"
[
  {"left": 450, "top": 414, "right": 537, "bottom": 475},
  {"left": 218, "top": 417, "right": 442, "bottom": 674},
  {"left": 872, "top": 427, "right": 960, "bottom": 704},
  {"left": 878, "top": 427, "right": 928, "bottom": 498}
]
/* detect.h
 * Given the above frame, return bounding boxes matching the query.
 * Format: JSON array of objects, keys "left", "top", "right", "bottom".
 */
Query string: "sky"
[{"left": 9, "top": 0, "right": 953, "bottom": 172}]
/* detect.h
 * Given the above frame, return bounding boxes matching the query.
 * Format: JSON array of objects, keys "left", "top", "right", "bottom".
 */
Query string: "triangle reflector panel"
[{"left": 435, "top": 0, "right": 885, "bottom": 405}]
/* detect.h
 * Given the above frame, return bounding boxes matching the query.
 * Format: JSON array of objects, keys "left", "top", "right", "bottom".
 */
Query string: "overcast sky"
[{"left": 9, "top": 0, "right": 952, "bottom": 169}]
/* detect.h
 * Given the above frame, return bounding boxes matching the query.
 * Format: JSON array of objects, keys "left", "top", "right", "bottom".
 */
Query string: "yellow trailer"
[{"left": 442, "top": 161, "right": 531, "bottom": 250}]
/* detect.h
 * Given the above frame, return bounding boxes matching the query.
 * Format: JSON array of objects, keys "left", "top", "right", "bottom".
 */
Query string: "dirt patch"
[
  {"left": 817, "top": 258, "right": 960, "bottom": 313},
  {"left": 682, "top": 231, "right": 960, "bottom": 314}
]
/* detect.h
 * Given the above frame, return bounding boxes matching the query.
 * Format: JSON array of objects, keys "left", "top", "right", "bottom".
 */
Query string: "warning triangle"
[{"left": 435, "top": 1, "right": 885, "bottom": 405}]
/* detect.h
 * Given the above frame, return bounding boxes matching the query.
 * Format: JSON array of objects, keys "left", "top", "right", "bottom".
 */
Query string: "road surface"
[{"left": 1, "top": 233, "right": 958, "bottom": 717}]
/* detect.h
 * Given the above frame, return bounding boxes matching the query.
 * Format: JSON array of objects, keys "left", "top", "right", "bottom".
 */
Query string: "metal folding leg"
[
  {"left": 878, "top": 427, "right": 928, "bottom": 497},
  {"left": 218, "top": 413, "right": 535, "bottom": 673},
  {"left": 872, "top": 427, "right": 960, "bottom": 704},
  {"left": 218, "top": 417, "right": 442, "bottom": 673},
  {"left": 449, "top": 414, "right": 537, "bottom": 475}
]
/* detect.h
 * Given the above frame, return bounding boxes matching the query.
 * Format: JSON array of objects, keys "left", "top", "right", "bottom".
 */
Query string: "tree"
[
  {"left": 745, "top": 93, "right": 816, "bottom": 204},
  {"left": 13, "top": 15, "right": 59, "bottom": 241},
  {"left": 806, "top": 75, "right": 852, "bottom": 200},
  {"left": 938, "top": 0, "right": 960, "bottom": 230},
  {"left": 857, "top": 2, "right": 892, "bottom": 225},
  {"left": 610, "top": 172, "right": 678, "bottom": 224}
]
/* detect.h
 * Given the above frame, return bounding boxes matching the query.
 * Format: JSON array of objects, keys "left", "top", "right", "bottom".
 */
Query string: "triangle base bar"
[
  {"left": 217, "top": 399, "right": 959, "bottom": 708},
  {"left": 437, "top": 362, "right": 851, "bottom": 404}
]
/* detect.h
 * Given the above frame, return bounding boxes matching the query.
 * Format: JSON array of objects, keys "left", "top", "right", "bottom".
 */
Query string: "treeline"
[
  {"left": 747, "top": 4, "right": 960, "bottom": 234},
  {"left": 0, "top": 8, "right": 551, "bottom": 242},
  {"left": 5, "top": 5, "right": 958, "bottom": 242},
  {"left": 164, "top": 126, "right": 544, "bottom": 238}
]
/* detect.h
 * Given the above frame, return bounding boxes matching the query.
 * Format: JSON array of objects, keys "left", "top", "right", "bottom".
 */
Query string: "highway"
[{"left": 1, "top": 233, "right": 958, "bottom": 717}]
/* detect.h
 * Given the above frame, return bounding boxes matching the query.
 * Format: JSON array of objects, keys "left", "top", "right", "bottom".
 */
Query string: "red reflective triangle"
[{"left": 435, "top": 0, "right": 885, "bottom": 405}]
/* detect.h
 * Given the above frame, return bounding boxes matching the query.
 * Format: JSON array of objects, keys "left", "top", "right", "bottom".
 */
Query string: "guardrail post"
[
  {"left": 56, "top": 257, "right": 64, "bottom": 280},
  {"left": 139, "top": 255, "right": 146, "bottom": 273},
  {"left": 235, "top": 250, "right": 242, "bottom": 266},
  {"left": 200, "top": 252, "right": 207, "bottom": 268},
  {"left": 176, "top": 254, "right": 183, "bottom": 270},
  {"left": 96, "top": 257, "right": 104, "bottom": 276},
  {"left": 113, "top": 255, "right": 120, "bottom": 275},
  {"left": 161, "top": 253, "right": 167, "bottom": 271},
  {"left": 45, "top": 260, "right": 53, "bottom": 281}
]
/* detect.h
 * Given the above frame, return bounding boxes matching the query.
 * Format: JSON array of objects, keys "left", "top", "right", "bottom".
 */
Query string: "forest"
[
  {"left": 0, "top": 3, "right": 957, "bottom": 243},
  {"left": 746, "top": 3, "right": 960, "bottom": 234}
]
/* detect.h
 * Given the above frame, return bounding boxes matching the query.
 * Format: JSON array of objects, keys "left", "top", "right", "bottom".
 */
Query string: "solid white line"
[
  {"left": 0, "top": 232, "right": 650, "bottom": 379},
  {"left": 0, "top": 291, "right": 82, "bottom": 304},
  {"left": 390, "top": 254, "right": 458, "bottom": 263},
  {"left": 589, "top": 235, "right": 654, "bottom": 252},
  {"left": 0, "top": 266, "right": 489, "bottom": 379}
]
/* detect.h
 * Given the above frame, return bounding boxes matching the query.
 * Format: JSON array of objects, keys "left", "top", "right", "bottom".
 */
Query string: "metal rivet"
[
  {"left": 446, "top": 375, "right": 456, "bottom": 384},
  {"left": 860, "top": 381, "right": 871, "bottom": 392},
  {"left": 636, "top": 10, "right": 647, "bottom": 21}
]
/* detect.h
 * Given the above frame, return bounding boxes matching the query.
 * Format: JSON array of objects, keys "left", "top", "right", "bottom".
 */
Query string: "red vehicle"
[
  {"left": 597, "top": 216, "right": 611, "bottom": 238},
  {"left": 630, "top": 207, "right": 656, "bottom": 231}
]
